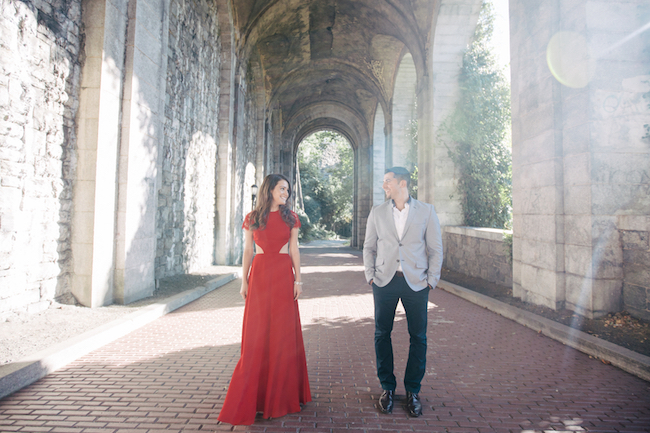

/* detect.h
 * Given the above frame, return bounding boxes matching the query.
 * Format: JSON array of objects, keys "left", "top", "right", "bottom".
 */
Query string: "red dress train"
[{"left": 217, "top": 211, "right": 311, "bottom": 425}]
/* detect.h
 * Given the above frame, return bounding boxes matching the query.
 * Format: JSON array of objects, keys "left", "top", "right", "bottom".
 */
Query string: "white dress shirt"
[{"left": 392, "top": 199, "right": 410, "bottom": 271}]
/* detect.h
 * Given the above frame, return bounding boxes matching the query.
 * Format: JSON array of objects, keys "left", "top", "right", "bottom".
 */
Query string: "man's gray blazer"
[{"left": 363, "top": 198, "right": 443, "bottom": 291}]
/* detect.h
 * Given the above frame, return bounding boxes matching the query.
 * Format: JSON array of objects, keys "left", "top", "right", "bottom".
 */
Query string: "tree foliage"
[
  {"left": 298, "top": 131, "right": 353, "bottom": 239},
  {"left": 406, "top": 117, "right": 419, "bottom": 199},
  {"left": 443, "top": 1, "right": 512, "bottom": 229}
]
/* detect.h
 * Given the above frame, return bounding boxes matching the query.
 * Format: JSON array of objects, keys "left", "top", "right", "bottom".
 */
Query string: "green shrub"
[
  {"left": 443, "top": 0, "right": 512, "bottom": 229},
  {"left": 298, "top": 131, "right": 353, "bottom": 239},
  {"left": 503, "top": 232, "right": 513, "bottom": 266}
]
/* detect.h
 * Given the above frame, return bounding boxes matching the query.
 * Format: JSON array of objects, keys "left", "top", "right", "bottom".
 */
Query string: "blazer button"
[{"left": 399, "top": 243, "right": 402, "bottom": 246}]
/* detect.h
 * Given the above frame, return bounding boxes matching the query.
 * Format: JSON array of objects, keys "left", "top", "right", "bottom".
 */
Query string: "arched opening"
[
  {"left": 296, "top": 130, "right": 354, "bottom": 243},
  {"left": 391, "top": 52, "right": 418, "bottom": 171}
]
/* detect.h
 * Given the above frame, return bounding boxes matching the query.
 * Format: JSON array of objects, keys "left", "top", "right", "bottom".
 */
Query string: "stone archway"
[
  {"left": 283, "top": 102, "right": 373, "bottom": 247},
  {"left": 2, "top": 0, "right": 648, "bottom": 322}
]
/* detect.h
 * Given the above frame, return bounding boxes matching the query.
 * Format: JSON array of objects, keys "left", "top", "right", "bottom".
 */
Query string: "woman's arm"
[
  {"left": 288, "top": 227, "right": 302, "bottom": 300},
  {"left": 240, "top": 228, "right": 254, "bottom": 300}
]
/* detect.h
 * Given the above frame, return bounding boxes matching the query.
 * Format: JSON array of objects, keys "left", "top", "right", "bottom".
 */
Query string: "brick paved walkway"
[{"left": 1, "top": 245, "right": 649, "bottom": 432}]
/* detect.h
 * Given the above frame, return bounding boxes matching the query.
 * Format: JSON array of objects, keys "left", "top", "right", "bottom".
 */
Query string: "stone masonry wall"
[
  {"left": 230, "top": 74, "right": 261, "bottom": 265},
  {"left": 156, "top": 0, "right": 221, "bottom": 279},
  {"left": 619, "top": 217, "right": 650, "bottom": 321},
  {"left": 444, "top": 226, "right": 513, "bottom": 287},
  {"left": 0, "top": 0, "right": 81, "bottom": 319}
]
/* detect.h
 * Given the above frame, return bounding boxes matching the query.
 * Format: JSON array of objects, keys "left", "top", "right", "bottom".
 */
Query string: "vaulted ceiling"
[{"left": 230, "top": 0, "right": 440, "bottom": 134}]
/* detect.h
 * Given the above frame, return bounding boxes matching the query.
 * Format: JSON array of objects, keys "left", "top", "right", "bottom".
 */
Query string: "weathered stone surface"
[
  {"left": 511, "top": 0, "right": 650, "bottom": 319},
  {"left": 623, "top": 283, "right": 649, "bottom": 320},
  {"left": 156, "top": 0, "right": 221, "bottom": 278},
  {"left": 443, "top": 227, "right": 512, "bottom": 287},
  {"left": 621, "top": 230, "right": 650, "bottom": 297},
  {"left": 1, "top": 0, "right": 648, "bottom": 324},
  {"left": 0, "top": 0, "right": 80, "bottom": 318}
]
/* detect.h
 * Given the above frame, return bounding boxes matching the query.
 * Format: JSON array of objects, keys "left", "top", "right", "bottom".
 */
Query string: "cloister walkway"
[{"left": 1, "top": 244, "right": 649, "bottom": 433}]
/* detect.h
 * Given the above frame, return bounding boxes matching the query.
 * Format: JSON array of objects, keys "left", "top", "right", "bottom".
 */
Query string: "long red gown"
[{"left": 217, "top": 210, "right": 311, "bottom": 425}]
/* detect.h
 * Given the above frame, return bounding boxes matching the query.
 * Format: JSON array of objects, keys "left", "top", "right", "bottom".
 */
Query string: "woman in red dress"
[{"left": 218, "top": 174, "right": 311, "bottom": 426}]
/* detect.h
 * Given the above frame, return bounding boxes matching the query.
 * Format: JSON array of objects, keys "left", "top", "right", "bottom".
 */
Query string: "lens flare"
[{"left": 546, "top": 31, "right": 594, "bottom": 88}]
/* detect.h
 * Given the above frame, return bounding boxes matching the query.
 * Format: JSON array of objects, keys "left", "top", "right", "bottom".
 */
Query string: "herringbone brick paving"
[{"left": 1, "top": 245, "right": 649, "bottom": 432}]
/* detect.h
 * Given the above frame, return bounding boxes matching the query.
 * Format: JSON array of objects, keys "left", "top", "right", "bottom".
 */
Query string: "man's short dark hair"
[{"left": 385, "top": 166, "right": 411, "bottom": 187}]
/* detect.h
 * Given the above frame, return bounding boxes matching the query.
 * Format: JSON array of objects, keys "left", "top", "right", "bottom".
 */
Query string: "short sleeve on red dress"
[
  {"left": 243, "top": 213, "right": 252, "bottom": 230},
  {"left": 292, "top": 211, "right": 301, "bottom": 228}
]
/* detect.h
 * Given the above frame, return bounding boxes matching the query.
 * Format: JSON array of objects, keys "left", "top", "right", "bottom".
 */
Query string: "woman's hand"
[
  {"left": 293, "top": 281, "right": 303, "bottom": 300},
  {"left": 240, "top": 281, "right": 248, "bottom": 300}
]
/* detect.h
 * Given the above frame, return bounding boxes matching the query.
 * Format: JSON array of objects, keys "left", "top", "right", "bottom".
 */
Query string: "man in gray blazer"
[{"left": 363, "top": 167, "right": 443, "bottom": 417}]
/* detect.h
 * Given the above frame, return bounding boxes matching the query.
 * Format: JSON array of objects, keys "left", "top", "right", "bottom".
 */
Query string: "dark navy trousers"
[{"left": 372, "top": 274, "right": 430, "bottom": 394}]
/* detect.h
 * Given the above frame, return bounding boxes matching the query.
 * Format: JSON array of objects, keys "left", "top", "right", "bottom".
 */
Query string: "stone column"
[
  {"left": 114, "top": 0, "right": 170, "bottom": 304},
  {"left": 214, "top": 7, "right": 235, "bottom": 265},
  {"left": 71, "top": 0, "right": 128, "bottom": 307},
  {"left": 510, "top": 1, "right": 566, "bottom": 311},
  {"left": 372, "top": 104, "right": 386, "bottom": 206},
  {"left": 510, "top": 0, "right": 650, "bottom": 317},
  {"left": 384, "top": 118, "right": 393, "bottom": 169},
  {"left": 355, "top": 144, "right": 374, "bottom": 248},
  {"left": 416, "top": 72, "right": 434, "bottom": 205}
]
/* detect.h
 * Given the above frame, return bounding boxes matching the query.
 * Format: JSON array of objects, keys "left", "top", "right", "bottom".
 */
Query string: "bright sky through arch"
[{"left": 492, "top": 0, "right": 510, "bottom": 77}]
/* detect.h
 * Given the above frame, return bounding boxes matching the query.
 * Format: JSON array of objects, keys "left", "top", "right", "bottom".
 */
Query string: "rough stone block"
[
  {"left": 563, "top": 153, "right": 590, "bottom": 186},
  {"left": 520, "top": 263, "right": 561, "bottom": 307},
  {"left": 617, "top": 215, "right": 650, "bottom": 232},
  {"left": 562, "top": 90, "right": 590, "bottom": 130},
  {"left": 520, "top": 214, "right": 556, "bottom": 243},
  {"left": 592, "top": 278, "right": 623, "bottom": 315},
  {"left": 134, "top": 21, "right": 163, "bottom": 69},
  {"left": 565, "top": 273, "right": 592, "bottom": 315},
  {"left": 520, "top": 238, "right": 551, "bottom": 272},
  {"left": 519, "top": 100, "right": 555, "bottom": 141},
  {"left": 562, "top": 123, "right": 590, "bottom": 156},
  {"left": 564, "top": 185, "right": 591, "bottom": 216},
  {"left": 565, "top": 244, "right": 594, "bottom": 277},
  {"left": 592, "top": 151, "right": 650, "bottom": 186},
  {"left": 76, "top": 148, "right": 97, "bottom": 181},
  {"left": 592, "top": 184, "right": 647, "bottom": 216},
  {"left": 488, "top": 240, "right": 505, "bottom": 257},
  {"left": 478, "top": 240, "right": 489, "bottom": 256},
  {"left": 623, "top": 283, "right": 648, "bottom": 311},
  {"left": 518, "top": 129, "right": 555, "bottom": 164},
  {"left": 514, "top": 186, "right": 559, "bottom": 216},
  {"left": 564, "top": 215, "right": 592, "bottom": 246},
  {"left": 622, "top": 249, "right": 650, "bottom": 286},
  {"left": 620, "top": 230, "right": 649, "bottom": 250},
  {"left": 518, "top": 159, "right": 558, "bottom": 189}
]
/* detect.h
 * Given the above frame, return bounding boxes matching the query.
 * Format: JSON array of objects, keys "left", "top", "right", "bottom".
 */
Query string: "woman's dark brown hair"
[{"left": 248, "top": 174, "right": 296, "bottom": 230}]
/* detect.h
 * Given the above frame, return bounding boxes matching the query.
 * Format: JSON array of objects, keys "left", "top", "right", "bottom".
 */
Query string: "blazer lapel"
[
  {"left": 384, "top": 201, "right": 399, "bottom": 240},
  {"left": 400, "top": 198, "right": 418, "bottom": 240}
]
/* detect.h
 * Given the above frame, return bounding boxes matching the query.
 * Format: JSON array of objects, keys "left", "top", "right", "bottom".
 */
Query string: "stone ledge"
[
  {"left": 438, "top": 280, "right": 650, "bottom": 383},
  {"left": 0, "top": 272, "right": 240, "bottom": 400},
  {"left": 445, "top": 225, "right": 512, "bottom": 241}
]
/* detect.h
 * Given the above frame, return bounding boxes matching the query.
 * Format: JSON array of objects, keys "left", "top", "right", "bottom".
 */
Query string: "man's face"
[{"left": 383, "top": 172, "right": 405, "bottom": 200}]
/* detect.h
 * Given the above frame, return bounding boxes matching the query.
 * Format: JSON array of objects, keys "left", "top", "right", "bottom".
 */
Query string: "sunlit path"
[{"left": 1, "top": 245, "right": 648, "bottom": 432}]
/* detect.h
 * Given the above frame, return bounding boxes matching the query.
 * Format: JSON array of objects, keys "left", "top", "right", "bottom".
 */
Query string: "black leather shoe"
[
  {"left": 378, "top": 389, "right": 394, "bottom": 414},
  {"left": 405, "top": 391, "right": 423, "bottom": 417}
]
